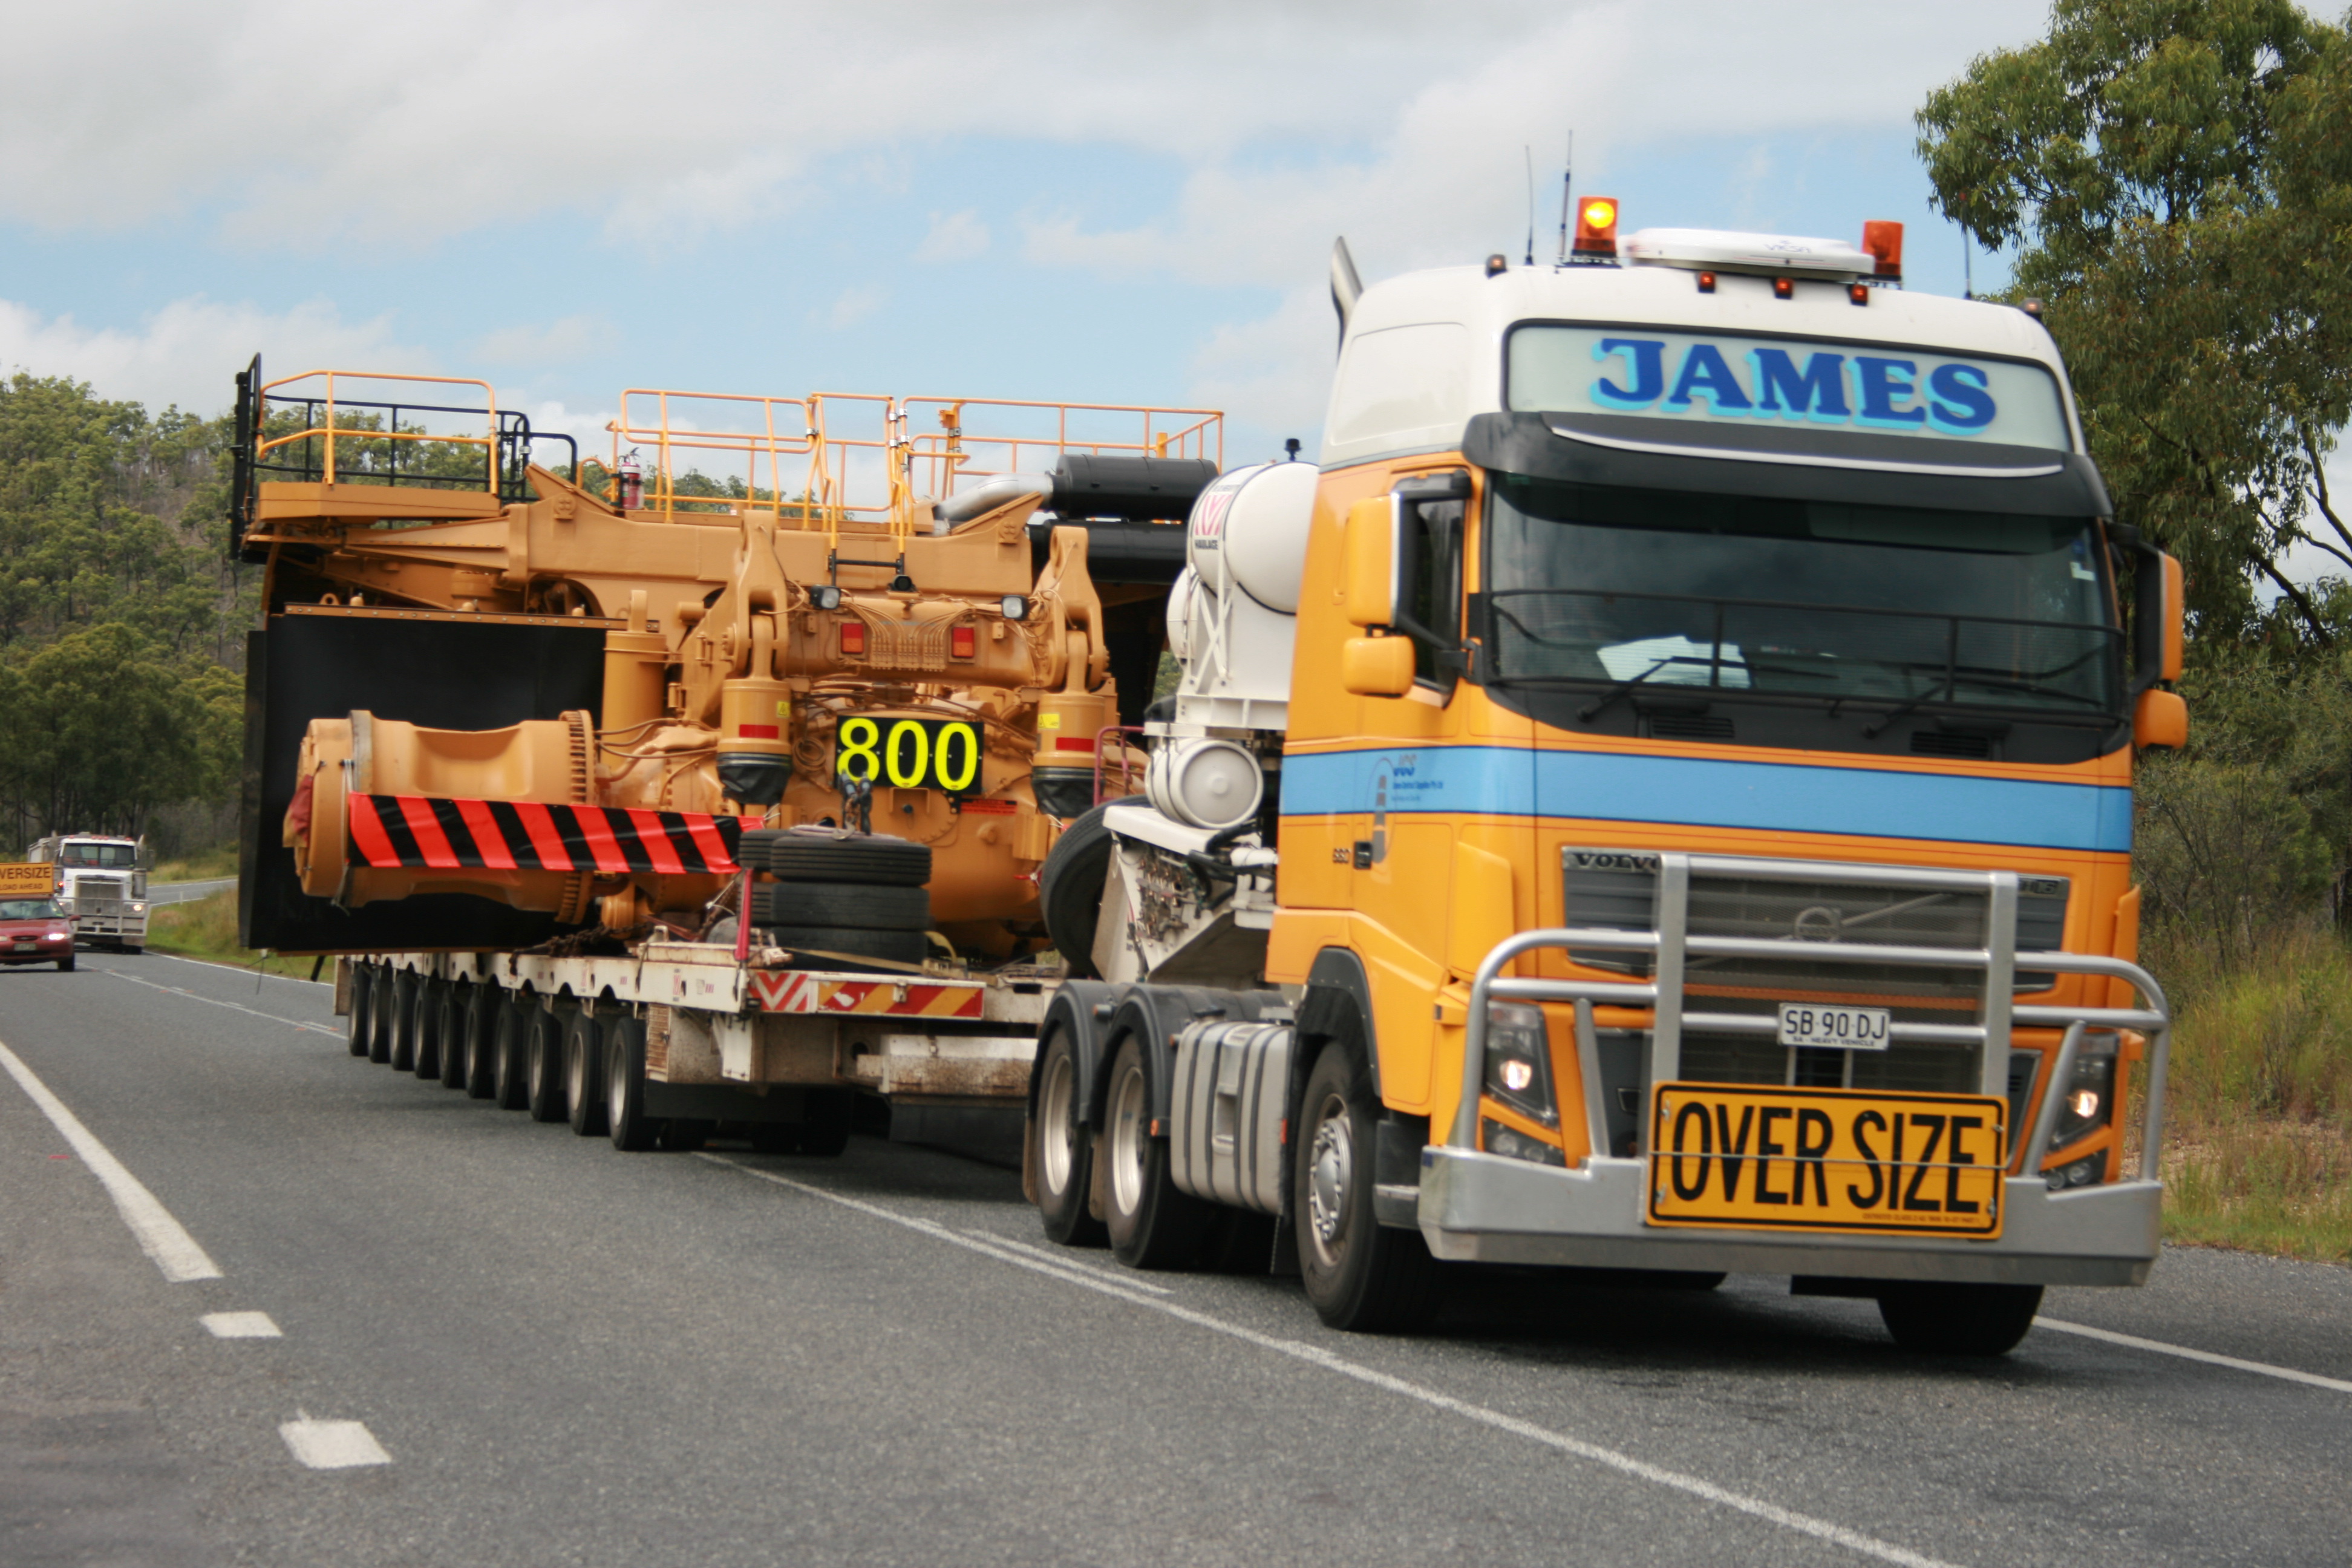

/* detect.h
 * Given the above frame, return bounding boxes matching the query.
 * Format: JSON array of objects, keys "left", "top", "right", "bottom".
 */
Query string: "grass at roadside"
[
  {"left": 146, "top": 887, "right": 321, "bottom": 981},
  {"left": 152, "top": 846, "right": 240, "bottom": 883},
  {"left": 2148, "top": 925, "right": 2352, "bottom": 1264}
]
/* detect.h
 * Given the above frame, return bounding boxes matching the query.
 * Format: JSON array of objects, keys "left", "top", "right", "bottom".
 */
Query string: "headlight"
[
  {"left": 130, "top": 903, "right": 146, "bottom": 913},
  {"left": 2050, "top": 1047, "right": 2116, "bottom": 1148},
  {"left": 1001, "top": 594, "right": 1029, "bottom": 621},
  {"left": 1482, "top": 1000, "right": 1557, "bottom": 1125}
]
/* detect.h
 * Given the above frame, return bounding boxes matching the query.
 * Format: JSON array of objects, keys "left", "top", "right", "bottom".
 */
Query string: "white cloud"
[
  {"left": 1186, "top": 286, "right": 1339, "bottom": 452},
  {"left": 822, "top": 286, "right": 887, "bottom": 331},
  {"left": 0, "top": 295, "right": 425, "bottom": 416},
  {"left": 474, "top": 314, "right": 606, "bottom": 366},
  {"left": 915, "top": 209, "right": 990, "bottom": 264}
]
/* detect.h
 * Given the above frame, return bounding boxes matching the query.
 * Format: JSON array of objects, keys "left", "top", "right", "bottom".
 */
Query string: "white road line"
[
  {"left": 146, "top": 951, "right": 334, "bottom": 988},
  {"left": 2039, "top": 1317, "right": 2352, "bottom": 1395},
  {"left": 0, "top": 1038, "right": 223, "bottom": 1282},
  {"left": 967, "top": 1230, "right": 1175, "bottom": 1295},
  {"left": 105, "top": 970, "right": 341, "bottom": 1035},
  {"left": 201, "top": 1312, "right": 283, "bottom": 1339},
  {"left": 279, "top": 1414, "right": 390, "bottom": 1469},
  {"left": 704, "top": 1155, "right": 1961, "bottom": 1568}
]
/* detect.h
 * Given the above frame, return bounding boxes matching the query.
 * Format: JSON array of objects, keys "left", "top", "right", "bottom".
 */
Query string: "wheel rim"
[
  {"left": 1305, "top": 1090, "right": 1353, "bottom": 1268},
  {"left": 1107, "top": 1057, "right": 1147, "bottom": 1216},
  {"left": 1039, "top": 1052, "right": 1077, "bottom": 1195}
]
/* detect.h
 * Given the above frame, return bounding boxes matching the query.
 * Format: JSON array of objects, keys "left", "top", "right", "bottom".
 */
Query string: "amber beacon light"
[
  {"left": 1570, "top": 197, "right": 1620, "bottom": 264},
  {"left": 1861, "top": 220, "right": 1904, "bottom": 283}
]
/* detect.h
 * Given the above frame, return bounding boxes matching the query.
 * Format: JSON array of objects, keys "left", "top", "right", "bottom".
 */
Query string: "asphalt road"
[{"left": 2, "top": 950, "right": 2347, "bottom": 1567}]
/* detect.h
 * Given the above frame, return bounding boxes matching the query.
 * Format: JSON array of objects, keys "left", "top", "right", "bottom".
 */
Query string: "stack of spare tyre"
[{"left": 739, "top": 829, "right": 933, "bottom": 965}]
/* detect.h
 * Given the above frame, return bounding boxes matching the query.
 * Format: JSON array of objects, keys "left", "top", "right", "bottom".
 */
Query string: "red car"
[{"left": 0, "top": 898, "right": 75, "bottom": 971}]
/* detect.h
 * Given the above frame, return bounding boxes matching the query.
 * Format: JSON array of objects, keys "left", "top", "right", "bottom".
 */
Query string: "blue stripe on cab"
[{"left": 1279, "top": 746, "right": 2131, "bottom": 854}]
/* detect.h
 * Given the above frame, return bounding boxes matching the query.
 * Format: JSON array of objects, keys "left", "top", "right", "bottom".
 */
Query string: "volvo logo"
[{"left": 1792, "top": 905, "right": 1843, "bottom": 942}]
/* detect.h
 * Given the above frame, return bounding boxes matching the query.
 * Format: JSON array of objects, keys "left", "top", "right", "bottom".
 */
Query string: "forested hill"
[{"left": 0, "top": 373, "right": 252, "bottom": 851}]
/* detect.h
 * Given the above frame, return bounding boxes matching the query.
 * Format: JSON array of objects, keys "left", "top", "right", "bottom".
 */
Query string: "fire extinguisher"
[{"left": 617, "top": 452, "right": 644, "bottom": 510}]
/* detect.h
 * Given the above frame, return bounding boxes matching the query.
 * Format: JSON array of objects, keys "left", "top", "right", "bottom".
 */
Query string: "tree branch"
[{"left": 2259, "top": 556, "right": 2333, "bottom": 647}]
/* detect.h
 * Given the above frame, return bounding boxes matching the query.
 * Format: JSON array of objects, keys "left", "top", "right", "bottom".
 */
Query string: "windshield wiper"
[
  {"left": 1861, "top": 675, "right": 1955, "bottom": 739},
  {"left": 1576, "top": 656, "right": 1707, "bottom": 722}
]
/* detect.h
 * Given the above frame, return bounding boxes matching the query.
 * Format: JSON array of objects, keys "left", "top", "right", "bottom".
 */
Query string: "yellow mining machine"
[{"left": 233, "top": 363, "right": 1220, "bottom": 964}]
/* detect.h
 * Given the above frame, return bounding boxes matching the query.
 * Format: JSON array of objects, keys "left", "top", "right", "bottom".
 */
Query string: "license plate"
[
  {"left": 11, "top": 942, "right": 31, "bottom": 952},
  {"left": 1648, "top": 1084, "right": 2006, "bottom": 1238},
  {"left": 1777, "top": 1002, "right": 1890, "bottom": 1050}
]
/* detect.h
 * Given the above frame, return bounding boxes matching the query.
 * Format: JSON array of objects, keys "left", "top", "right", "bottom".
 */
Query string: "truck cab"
[
  {"left": 28, "top": 834, "right": 149, "bottom": 952},
  {"left": 1030, "top": 217, "right": 2181, "bottom": 1353}
]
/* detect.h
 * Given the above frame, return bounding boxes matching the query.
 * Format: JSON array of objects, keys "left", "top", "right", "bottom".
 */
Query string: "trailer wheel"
[
  {"left": 388, "top": 971, "right": 420, "bottom": 1073},
  {"left": 436, "top": 984, "right": 469, "bottom": 1089},
  {"left": 604, "top": 1016, "right": 658, "bottom": 1151},
  {"left": 658, "top": 1118, "right": 711, "bottom": 1152},
  {"left": 1037, "top": 796, "right": 1143, "bottom": 979},
  {"left": 1294, "top": 1040, "right": 1443, "bottom": 1333},
  {"left": 492, "top": 996, "right": 533, "bottom": 1110},
  {"left": 368, "top": 971, "right": 399, "bottom": 1064},
  {"left": 526, "top": 1007, "right": 569, "bottom": 1122},
  {"left": 463, "top": 984, "right": 503, "bottom": 1099},
  {"left": 413, "top": 979, "right": 448, "bottom": 1080},
  {"left": 1102, "top": 1034, "right": 1213, "bottom": 1269},
  {"left": 1031, "top": 1023, "right": 1106, "bottom": 1247},
  {"left": 564, "top": 1009, "right": 608, "bottom": 1137},
  {"left": 346, "top": 966, "right": 374, "bottom": 1057},
  {"left": 799, "top": 1089, "right": 854, "bottom": 1158},
  {"left": 1877, "top": 1283, "right": 2042, "bottom": 1356},
  {"left": 747, "top": 831, "right": 931, "bottom": 887}
]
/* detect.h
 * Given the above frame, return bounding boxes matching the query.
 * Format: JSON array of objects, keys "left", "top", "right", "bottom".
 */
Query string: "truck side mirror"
[
  {"left": 1341, "top": 635, "right": 1415, "bottom": 697},
  {"left": 2134, "top": 688, "right": 2187, "bottom": 750},
  {"left": 1342, "top": 497, "right": 1396, "bottom": 627},
  {"left": 2158, "top": 552, "right": 2183, "bottom": 683}
]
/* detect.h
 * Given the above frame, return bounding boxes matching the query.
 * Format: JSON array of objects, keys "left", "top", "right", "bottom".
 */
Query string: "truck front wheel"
[
  {"left": 1877, "top": 1283, "right": 2042, "bottom": 1356},
  {"left": 1103, "top": 1035, "right": 1212, "bottom": 1269},
  {"left": 1294, "top": 1041, "right": 1442, "bottom": 1333},
  {"left": 1032, "top": 1024, "right": 1106, "bottom": 1247}
]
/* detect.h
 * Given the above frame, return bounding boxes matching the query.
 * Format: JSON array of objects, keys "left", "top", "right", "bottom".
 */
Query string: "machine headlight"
[
  {"left": 808, "top": 586, "right": 843, "bottom": 611},
  {"left": 1481, "top": 1001, "right": 1557, "bottom": 1125},
  {"left": 1001, "top": 594, "right": 1029, "bottom": 621}
]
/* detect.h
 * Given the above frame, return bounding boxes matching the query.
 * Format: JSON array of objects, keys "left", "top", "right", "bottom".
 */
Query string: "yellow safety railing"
[{"left": 252, "top": 370, "right": 503, "bottom": 494}]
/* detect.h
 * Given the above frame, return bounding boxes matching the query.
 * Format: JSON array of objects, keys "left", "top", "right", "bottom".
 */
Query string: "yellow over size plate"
[{"left": 1646, "top": 1084, "right": 2007, "bottom": 1239}]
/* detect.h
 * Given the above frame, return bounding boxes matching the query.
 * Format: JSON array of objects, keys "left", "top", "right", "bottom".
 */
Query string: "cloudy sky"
[{"left": 2, "top": 0, "right": 2051, "bottom": 468}]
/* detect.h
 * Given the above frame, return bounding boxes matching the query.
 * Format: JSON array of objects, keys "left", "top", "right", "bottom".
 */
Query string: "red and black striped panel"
[{"left": 347, "top": 795, "right": 742, "bottom": 876}]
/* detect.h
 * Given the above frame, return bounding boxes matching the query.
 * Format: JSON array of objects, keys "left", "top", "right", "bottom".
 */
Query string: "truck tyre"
[
  {"left": 56, "top": 954, "right": 74, "bottom": 972},
  {"left": 1102, "top": 1034, "right": 1214, "bottom": 1269},
  {"left": 388, "top": 970, "right": 420, "bottom": 1073},
  {"left": 436, "top": 984, "right": 470, "bottom": 1088},
  {"left": 526, "top": 1007, "right": 569, "bottom": 1122},
  {"left": 1037, "top": 795, "right": 1143, "bottom": 979},
  {"left": 750, "top": 883, "right": 928, "bottom": 932},
  {"left": 347, "top": 965, "right": 374, "bottom": 1056},
  {"left": 658, "top": 1118, "right": 712, "bottom": 1152},
  {"left": 368, "top": 971, "right": 399, "bottom": 1064},
  {"left": 1031, "top": 1022, "right": 1107, "bottom": 1247},
  {"left": 1295, "top": 1040, "right": 1443, "bottom": 1333},
  {"left": 605, "top": 1015, "right": 658, "bottom": 1151},
  {"left": 745, "top": 831, "right": 932, "bottom": 887},
  {"left": 760, "top": 924, "right": 929, "bottom": 965},
  {"left": 492, "top": 997, "right": 533, "bottom": 1110},
  {"left": 564, "top": 1008, "right": 607, "bottom": 1137},
  {"left": 799, "top": 1089, "right": 854, "bottom": 1158},
  {"left": 1877, "top": 1283, "right": 2043, "bottom": 1356},
  {"left": 463, "top": 985, "right": 503, "bottom": 1099},
  {"left": 413, "top": 979, "right": 448, "bottom": 1080}
]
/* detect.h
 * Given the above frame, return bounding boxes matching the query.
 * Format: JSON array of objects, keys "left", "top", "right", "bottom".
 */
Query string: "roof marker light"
[
  {"left": 1848, "top": 283, "right": 1870, "bottom": 306},
  {"left": 1772, "top": 276, "right": 1795, "bottom": 300},
  {"left": 1485, "top": 253, "right": 1508, "bottom": 277},
  {"left": 1696, "top": 270, "right": 1717, "bottom": 294}
]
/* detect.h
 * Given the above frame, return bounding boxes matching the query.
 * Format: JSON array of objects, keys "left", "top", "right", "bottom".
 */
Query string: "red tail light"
[
  {"left": 840, "top": 623, "right": 866, "bottom": 656},
  {"left": 950, "top": 625, "right": 976, "bottom": 660}
]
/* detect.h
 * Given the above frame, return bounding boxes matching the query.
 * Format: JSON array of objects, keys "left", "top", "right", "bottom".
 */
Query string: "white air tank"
[{"left": 1166, "top": 460, "right": 1317, "bottom": 735}]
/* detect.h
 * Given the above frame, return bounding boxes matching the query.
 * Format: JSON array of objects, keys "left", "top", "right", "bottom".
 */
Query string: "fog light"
[
  {"left": 1482, "top": 1119, "right": 1567, "bottom": 1168},
  {"left": 2046, "top": 1156, "right": 2100, "bottom": 1191}
]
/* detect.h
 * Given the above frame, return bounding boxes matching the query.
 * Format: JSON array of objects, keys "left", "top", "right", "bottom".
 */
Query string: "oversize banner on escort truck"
[{"left": 0, "top": 863, "right": 57, "bottom": 898}]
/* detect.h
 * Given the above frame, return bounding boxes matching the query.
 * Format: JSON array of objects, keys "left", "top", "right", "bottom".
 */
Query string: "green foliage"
[{"left": 1918, "top": 1, "right": 2352, "bottom": 638}]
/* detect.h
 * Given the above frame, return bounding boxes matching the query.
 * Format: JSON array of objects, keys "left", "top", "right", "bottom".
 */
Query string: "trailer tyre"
[
  {"left": 604, "top": 1015, "right": 658, "bottom": 1151},
  {"left": 413, "top": 979, "right": 448, "bottom": 1080},
  {"left": 1102, "top": 1034, "right": 1214, "bottom": 1269},
  {"left": 368, "top": 970, "right": 399, "bottom": 1064},
  {"left": 564, "top": 1009, "right": 607, "bottom": 1137},
  {"left": 760, "top": 925, "right": 929, "bottom": 966},
  {"left": 799, "top": 1089, "right": 854, "bottom": 1158},
  {"left": 492, "top": 998, "right": 534, "bottom": 1110},
  {"left": 1877, "top": 1283, "right": 2043, "bottom": 1356},
  {"left": 463, "top": 985, "right": 503, "bottom": 1099},
  {"left": 436, "top": 984, "right": 470, "bottom": 1088},
  {"left": 658, "top": 1118, "right": 712, "bottom": 1152},
  {"left": 1031, "top": 1023, "right": 1106, "bottom": 1247},
  {"left": 1295, "top": 1040, "right": 1443, "bottom": 1333},
  {"left": 388, "top": 971, "right": 420, "bottom": 1073},
  {"left": 526, "top": 1007, "right": 569, "bottom": 1122},
  {"left": 744, "top": 830, "right": 932, "bottom": 886},
  {"left": 1037, "top": 796, "right": 1142, "bottom": 979},
  {"left": 346, "top": 966, "right": 374, "bottom": 1057}
]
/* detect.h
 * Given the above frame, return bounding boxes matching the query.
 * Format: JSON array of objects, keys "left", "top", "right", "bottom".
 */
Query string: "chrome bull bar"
[{"left": 1450, "top": 854, "right": 2172, "bottom": 1183}]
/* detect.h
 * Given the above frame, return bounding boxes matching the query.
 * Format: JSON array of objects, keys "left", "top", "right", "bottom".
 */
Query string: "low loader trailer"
[{"left": 1021, "top": 208, "right": 2184, "bottom": 1353}]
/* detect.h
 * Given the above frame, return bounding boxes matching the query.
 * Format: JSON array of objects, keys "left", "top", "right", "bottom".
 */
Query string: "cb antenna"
[
  {"left": 1555, "top": 130, "right": 1575, "bottom": 266},
  {"left": 1523, "top": 145, "right": 1536, "bottom": 266}
]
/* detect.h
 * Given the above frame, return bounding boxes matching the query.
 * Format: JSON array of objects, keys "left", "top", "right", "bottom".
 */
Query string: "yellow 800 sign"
[{"left": 834, "top": 716, "right": 983, "bottom": 794}]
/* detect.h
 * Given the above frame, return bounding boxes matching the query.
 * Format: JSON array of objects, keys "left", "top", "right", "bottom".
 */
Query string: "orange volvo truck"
[
  {"left": 1026, "top": 208, "right": 2184, "bottom": 1351},
  {"left": 237, "top": 365, "right": 1219, "bottom": 1148}
]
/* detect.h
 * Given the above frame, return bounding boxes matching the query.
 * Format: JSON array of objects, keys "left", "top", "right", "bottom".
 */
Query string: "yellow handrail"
[{"left": 253, "top": 370, "right": 501, "bottom": 491}]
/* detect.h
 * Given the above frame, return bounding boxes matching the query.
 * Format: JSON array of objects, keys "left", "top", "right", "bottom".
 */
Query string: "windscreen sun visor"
[{"left": 1465, "top": 412, "right": 2112, "bottom": 518}]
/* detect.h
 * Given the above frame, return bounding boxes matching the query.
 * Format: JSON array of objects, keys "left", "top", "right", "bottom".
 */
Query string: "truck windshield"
[
  {"left": 1483, "top": 475, "right": 2120, "bottom": 718},
  {"left": 59, "top": 844, "right": 136, "bottom": 867}
]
